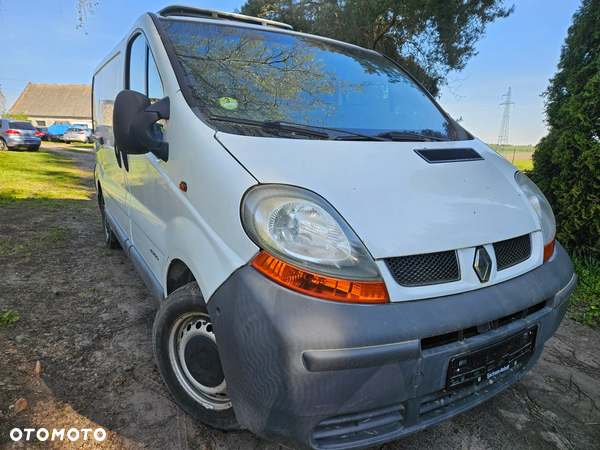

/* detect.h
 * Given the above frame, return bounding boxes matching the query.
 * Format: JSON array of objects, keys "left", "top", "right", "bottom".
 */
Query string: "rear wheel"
[
  {"left": 99, "top": 194, "right": 119, "bottom": 249},
  {"left": 30, "top": 145, "right": 40, "bottom": 152},
  {"left": 154, "top": 282, "right": 240, "bottom": 430},
  {"left": 0, "top": 139, "right": 6, "bottom": 151}
]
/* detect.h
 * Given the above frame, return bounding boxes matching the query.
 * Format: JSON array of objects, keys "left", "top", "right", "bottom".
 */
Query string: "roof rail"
[{"left": 157, "top": 5, "right": 293, "bottom": 31}]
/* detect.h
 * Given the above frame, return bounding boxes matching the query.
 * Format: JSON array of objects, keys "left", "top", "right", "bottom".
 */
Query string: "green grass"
[
  {"left": 68, "top": 143, "right": 94, "bottom": 149},
  {"left": 512, "top": 159, "right": 533, "bottom": 172},
  {"left": 0, "top": 225, "right": 70, "bottom": 257},
  {"left": 0, "top": 309, "right": 20, "bottom": 325},
  {"left": 0, "top": 149, "right": 92, "bottom": 209},
  {"left": 570, "top": 254, "right": 600, "bottom": 326},
  {"left": 487, "top": 144, "right": 536, "bottom": 153}
]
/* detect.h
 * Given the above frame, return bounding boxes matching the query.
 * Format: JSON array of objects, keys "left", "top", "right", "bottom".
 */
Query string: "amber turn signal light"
[
  {"left": 543, "top": 238, "right": 555, "bottom": 262},
  {"left": 251, "top": 251, "right": 389, "bottom": 303}
]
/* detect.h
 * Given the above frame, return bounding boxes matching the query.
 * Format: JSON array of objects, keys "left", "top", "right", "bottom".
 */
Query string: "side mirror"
[
  {"left": 92, "top": 134, "right": 104, "bottom": 145},
  {"left": 113, "top": 90, "right": 170, "bottom": 162}
]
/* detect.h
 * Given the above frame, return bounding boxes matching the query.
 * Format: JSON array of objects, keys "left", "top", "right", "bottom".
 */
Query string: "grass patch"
[
  {"left": 0, "top": 309, "right": 20, "bottom": 325},
  {"left": 67, "top": 143, "right": 94, "bottom": 149},
  {"left": 61, "top": 148, "right": 92, "bottom": 154},
  {"left": 0, "top": 149, "right": 92, "bottom": 209},
  {"left": 570, "top": 254, "right": 600, "bottom": 326},
  {"left": 512, "top": 159, "right": 533, "bottom": 172},
  {"left": 0, "top": 225, "right": 70, "bottom": 257}
]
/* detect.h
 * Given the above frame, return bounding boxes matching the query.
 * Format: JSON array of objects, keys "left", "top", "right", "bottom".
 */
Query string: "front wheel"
[
  {"left": 153, "top": 282, "right": 240, "bottom": 430},
  {"left": 99, "top": 194, "right": 119, "bottom": 249}
]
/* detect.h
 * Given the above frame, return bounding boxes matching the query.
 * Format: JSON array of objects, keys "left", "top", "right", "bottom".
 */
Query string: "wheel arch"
[{"left": 166, "top": 258, "right": 198, "bottom": 296}]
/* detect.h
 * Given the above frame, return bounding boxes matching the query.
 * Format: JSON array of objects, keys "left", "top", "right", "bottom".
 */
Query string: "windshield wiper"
[
  {"left": 377, "top": 131, "right": 450, "bottom": 142},
  {"left": 209, "top": 115, "right": 330, "bottom": 139},
  {"left": 209, "top": 115, "right": 391, "bottom": 141}
]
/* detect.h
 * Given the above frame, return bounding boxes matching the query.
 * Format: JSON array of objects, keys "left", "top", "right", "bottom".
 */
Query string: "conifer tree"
[{"left": 532, "top": 0, "right": 600, "bottom": 255}]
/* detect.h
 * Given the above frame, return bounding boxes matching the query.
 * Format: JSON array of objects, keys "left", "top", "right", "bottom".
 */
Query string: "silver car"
[
  {"left": 63, "top": 127, "right": 93, "bottom": 144},
  {"left": 0, "top": 119, "right": 41, "bottom": 151}
]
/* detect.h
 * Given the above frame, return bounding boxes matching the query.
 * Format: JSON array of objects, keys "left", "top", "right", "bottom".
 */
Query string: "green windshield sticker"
[{"left": 219, "top": 97, "right": 238, "bottom": 110}]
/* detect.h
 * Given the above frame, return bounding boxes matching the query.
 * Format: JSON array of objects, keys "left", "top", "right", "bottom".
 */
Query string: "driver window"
[{"left": 128, "top": 34, "right": 146, "bottom": 94}]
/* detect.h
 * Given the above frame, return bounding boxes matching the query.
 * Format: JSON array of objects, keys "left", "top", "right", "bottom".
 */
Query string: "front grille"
[
  {"left": 312, "top": 403, "right": 404, "bottom": 448},
  {"left": 421, "top": 299, "right": 547, "bottom": 351},
  {"left": 385, "top": 251, "right": 460, "bottom": 287},
  {"left": 494, "top": 234, "right": 532, "bottom": 270}
]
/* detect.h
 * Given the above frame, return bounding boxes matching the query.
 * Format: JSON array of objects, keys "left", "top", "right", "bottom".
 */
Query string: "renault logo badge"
[{"left": 473, "top": 246, "right": 492, "bottom": 283}]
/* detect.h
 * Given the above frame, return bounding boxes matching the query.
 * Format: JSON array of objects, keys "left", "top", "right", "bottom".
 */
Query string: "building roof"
[{"left": 10, "top": 83, "right": 91, "bottom": 118}]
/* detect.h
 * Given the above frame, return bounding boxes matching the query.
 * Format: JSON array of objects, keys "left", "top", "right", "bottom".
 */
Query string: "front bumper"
[{"left": 208, "top": 242, "right": 576, "bottom": 450}]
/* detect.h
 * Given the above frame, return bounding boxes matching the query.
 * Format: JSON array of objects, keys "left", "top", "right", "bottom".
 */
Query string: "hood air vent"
[{"left": 415, "top": 148, "right": 483, "bottom": 163}]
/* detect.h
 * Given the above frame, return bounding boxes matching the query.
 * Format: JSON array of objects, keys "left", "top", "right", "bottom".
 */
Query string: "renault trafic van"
[{"left": 93, "top": 6, "right": 577, "bottom": 449}]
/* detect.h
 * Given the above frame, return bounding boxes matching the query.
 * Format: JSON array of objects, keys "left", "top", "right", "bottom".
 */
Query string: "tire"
[
  {"left": 30, "top": 145, "right": 40, "bottom": 152},
  {"left": 153, "top": 282, "right": 240, "bottom": 430},
  {"left": 65, "top": 141, "right": 71, "bottom": 144},
  {"left": 99, "top": 193, "right": 119, "bottom": 249},
  {"left": 0, "top": 138, "right": 6, "bottom": 151}
]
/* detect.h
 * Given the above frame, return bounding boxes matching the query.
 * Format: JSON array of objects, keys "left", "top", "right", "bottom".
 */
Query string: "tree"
[
  {"left": 238, "top": 0, "right": 513, "bottom": 96},
  {"left": 1, "top": 114, "right": 30, "bottom": 121},
  {"left": 76, "top": 0, "right": 97, "bottom": 29},
  {"left": 531, "top": 0, "right": 600, "bottom": 256},
  {"left": 0, "top": 85, "right": 6, "bottom": 116}
]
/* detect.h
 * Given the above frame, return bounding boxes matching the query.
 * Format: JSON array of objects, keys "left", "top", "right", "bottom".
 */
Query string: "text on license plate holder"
[{"left": 446, "top": 325, "right": 538, "bottom": 391}]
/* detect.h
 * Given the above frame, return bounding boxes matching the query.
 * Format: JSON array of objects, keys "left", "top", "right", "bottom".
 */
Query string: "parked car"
[
  {"left": 63, "top": 127, "right": 92, "bottom": 144},
  {"left": 72, "top": 122, "right": 92, "bottom": 129},
  {"left": 0, "top": 119, "right": 41, "bottom": 151},
  {"left": 47, "top": 124, "right": 71, "bottom": 142},
  {"left": 35, "top": 126, "right": 52, "bottom": 141},
  {"left": 93, "top": 6, "right": 577, "bottom": 450}
]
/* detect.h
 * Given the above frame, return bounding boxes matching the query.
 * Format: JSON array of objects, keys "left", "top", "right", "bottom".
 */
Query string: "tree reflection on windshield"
[
  {"left": 163, "top": 21, "right": 356, "bottom": 125},
  {"left": 161, "top": 20, "right": 454, "bottom": 140}
]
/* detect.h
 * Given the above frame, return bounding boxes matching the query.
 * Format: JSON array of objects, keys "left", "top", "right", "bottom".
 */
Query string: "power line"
[{"left": 497, "top": 87, "right": 515, "bottom": 161}]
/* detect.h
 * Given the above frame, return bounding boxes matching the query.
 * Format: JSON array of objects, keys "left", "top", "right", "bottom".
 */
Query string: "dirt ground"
[{"left": 0, "top": 144, "right": 599, "bottom": 450}]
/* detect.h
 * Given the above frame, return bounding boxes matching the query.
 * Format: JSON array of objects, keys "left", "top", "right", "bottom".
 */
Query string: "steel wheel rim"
[{"left": 168, "top": 312, "right": 231, "bottom": 410}]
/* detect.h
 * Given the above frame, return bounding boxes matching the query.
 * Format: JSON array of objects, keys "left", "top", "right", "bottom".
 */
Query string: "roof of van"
[{"left": 157, "top": 5, "right": 293, "bottom": 31}]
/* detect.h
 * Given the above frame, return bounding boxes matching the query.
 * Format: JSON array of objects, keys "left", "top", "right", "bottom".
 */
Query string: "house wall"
[{"left": 30, "top": 116, "right": 92, "bottom": 128}]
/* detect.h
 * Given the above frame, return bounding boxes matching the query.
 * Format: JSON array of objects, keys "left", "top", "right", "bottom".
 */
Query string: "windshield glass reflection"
[{"left": 162, "top": 20, "right": 454, "bottom": 140}]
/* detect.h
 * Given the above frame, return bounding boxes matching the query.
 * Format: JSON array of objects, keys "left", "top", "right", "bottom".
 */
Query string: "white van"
[{"left": 93, "top": 6, "right": 577, "bottom": 449}]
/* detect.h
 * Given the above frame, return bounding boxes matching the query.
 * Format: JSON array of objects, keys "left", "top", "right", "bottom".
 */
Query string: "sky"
[{"left": 0, "top": 0, "right": 582, "bottom": 145}]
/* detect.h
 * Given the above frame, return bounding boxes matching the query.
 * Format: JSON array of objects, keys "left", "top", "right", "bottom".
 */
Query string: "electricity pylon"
[{"left": 497, "top": 87, "right": 515, "bottom": 161}]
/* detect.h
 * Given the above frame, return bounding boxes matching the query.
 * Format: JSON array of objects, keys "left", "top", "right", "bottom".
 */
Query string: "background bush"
[{"left": 531, "top": 0, "right": 600, "bottom": 256}]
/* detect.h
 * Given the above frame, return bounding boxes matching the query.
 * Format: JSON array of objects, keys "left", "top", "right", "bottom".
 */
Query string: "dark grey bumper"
[{"left": 208, "top": 242, "right": 576, "bottom": 450}]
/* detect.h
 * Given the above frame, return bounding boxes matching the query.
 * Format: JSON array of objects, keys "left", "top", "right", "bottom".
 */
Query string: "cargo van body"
[{"left": 93, "top": 6, "right": 576, "bottom": 449}]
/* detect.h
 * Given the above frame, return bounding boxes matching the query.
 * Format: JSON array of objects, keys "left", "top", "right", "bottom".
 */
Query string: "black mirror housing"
[{"left": 113, "top": 90, "right": 170, "bottom": 161}]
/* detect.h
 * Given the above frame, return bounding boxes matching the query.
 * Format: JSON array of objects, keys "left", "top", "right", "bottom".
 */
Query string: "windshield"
[
  {"left": 161, "top": 20, "right": 456, "bottom": 140},
  {"left": 9, "top": 121, "right": 36, "bottom": 131}
]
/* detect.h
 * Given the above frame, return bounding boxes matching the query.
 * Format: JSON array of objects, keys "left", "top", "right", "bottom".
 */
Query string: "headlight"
[
  {"left": 242, "top": 185, "right": 388, "bottom": 303},
  {"left": 515, "top": 171, "right": 556, "bottom": 260}
]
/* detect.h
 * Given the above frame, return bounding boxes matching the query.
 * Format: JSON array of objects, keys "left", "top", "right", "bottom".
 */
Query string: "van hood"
[{"left": 216, "top": 134, "right": 539, "bottom": 259}]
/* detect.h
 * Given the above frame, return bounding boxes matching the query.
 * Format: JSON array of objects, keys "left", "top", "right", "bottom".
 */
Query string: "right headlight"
[
  {"left": 515, "top": 171, "right": 556, "bottom": 260},
  {"left": 241, "top": 184, "right": 388, "bottom": 303}
]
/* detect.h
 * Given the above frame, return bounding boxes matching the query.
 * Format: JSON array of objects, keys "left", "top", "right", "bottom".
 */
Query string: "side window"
[
  {"left": 148, "top": 51, "right": 164, "bottom": 102},
  {"left": 128, "top": 34, "right": 146, "bottom": 94}
]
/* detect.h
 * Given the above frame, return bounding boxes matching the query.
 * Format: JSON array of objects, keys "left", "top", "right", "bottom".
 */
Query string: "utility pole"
[{"left": 497, "top": 87, "right": 515, "bottom": 161}]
